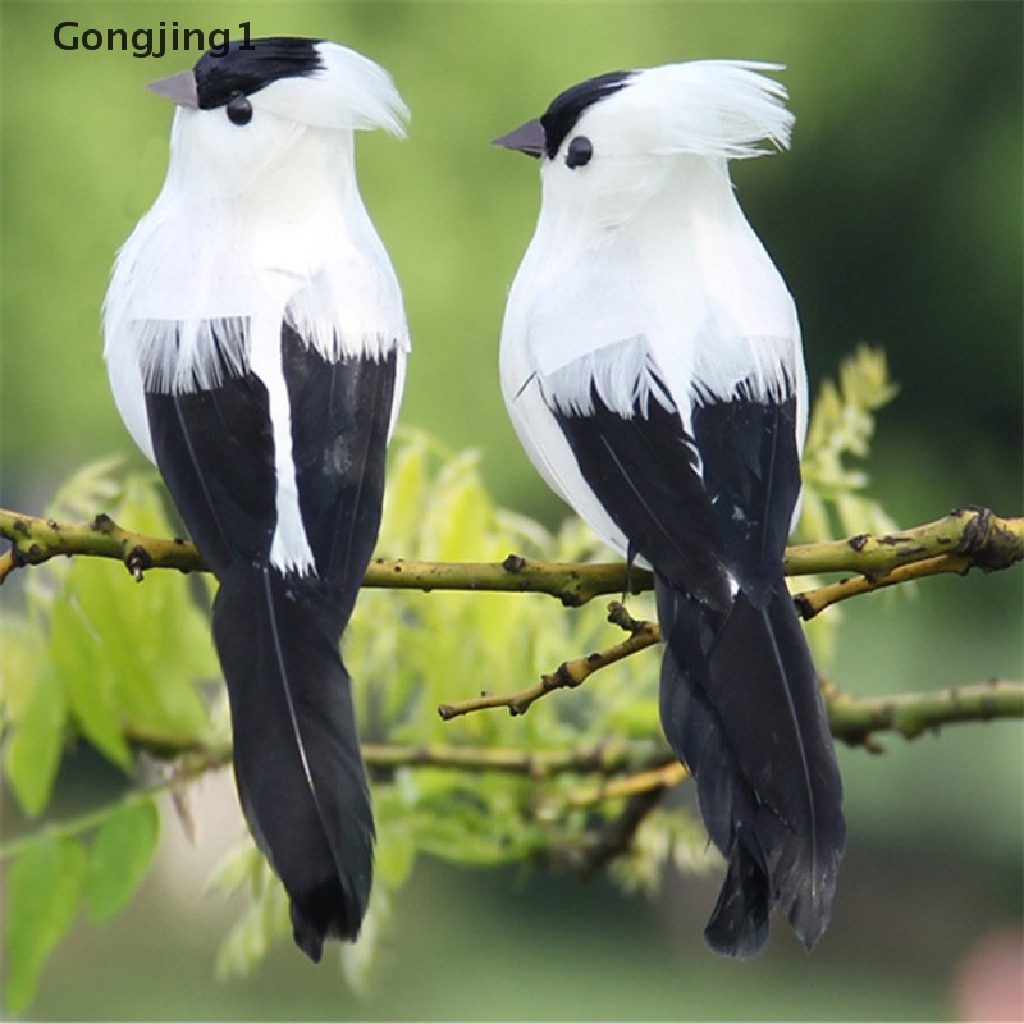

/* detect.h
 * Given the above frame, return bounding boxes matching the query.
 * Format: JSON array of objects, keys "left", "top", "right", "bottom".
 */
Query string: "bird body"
[
  {"left": 104, "top": 37, "right": 409, "bottom": 960},
  {"left": 497, "top": 60, "right": 844, "bottom": 956}
]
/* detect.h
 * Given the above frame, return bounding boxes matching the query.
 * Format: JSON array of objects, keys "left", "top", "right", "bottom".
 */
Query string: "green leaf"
[
  {"left": 341, "top": 883, "right": 391, "bottom": 997},
  {"left": 3, "top": 834, "right": 87, "bottom": 1014},
  {"left": 215, "top": 900, "right": 270, "bottom": 980},
  {"left": 379, "top": 432, "right": 431, "bottom": 554},
  {"left": 44, "top": 474, "right": 215, "bottom": 769},
  {"left": 206, "top": 839, "right": 263, "bottom": 898},
  {"left": 372, "top": 793, "right": 418, "bottom": 889},
  {"left": 4, "top": 667, "right": 66, "bottom": 817},
  {"left": 84, "top": 797, "right": 161, "bottom": 922},
  {"left": 213, "top": 857, "right": 289, "bottom": 980},
  {"left": 0, "top": 617, "right": 39, "bottom": 724},
  {"left": 78, "top": 476, "right": 215, "bottom": 739},
  {"left": 43, "top": 455, "right": 125, "bottom": 524},
  {"left": 796, "top": 346, "right": 899, "bottom": 567},
  {"left": 48, "top": 574, "right": 132, "bottom": 769}
]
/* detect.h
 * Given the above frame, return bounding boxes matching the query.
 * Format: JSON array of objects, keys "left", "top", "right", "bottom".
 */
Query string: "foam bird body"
[
  {"left": 497, "top": 61, "right": 844, "bottom": 956},
  {"left": 103, "top": 37, "right": 409, "bottom": 960}
]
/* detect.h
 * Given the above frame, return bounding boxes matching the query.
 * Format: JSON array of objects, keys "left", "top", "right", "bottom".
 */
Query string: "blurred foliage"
[
  {"left": 0, "top": 1, "right": 1021, "bottom": 1021},
  {"left": 0, "top": 433, "right": 691, "bottom": 1011},
  {"left": 797, "top": 346, "right": 900, "bottom": 544},
  {"left": 0, "top": 347, "right": 997, "bottom": 1013}
]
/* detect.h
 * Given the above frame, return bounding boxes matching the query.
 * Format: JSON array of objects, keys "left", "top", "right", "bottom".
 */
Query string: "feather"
[
  {"left": 542, "top": 335, "right": 673, "bottom": 419},
  {"left": 546, "top": 377, "right": 844, "bottom": 955},
  {"left": 658, "top": 579, "right": 844, "bottom": 956},
  {"left": 632, "top": 61, "right": 794, "bottom": 161},
  {"left": 143, "top": 334, "right": 396, "bottom": 954},
  {"left": 213, "top": 561, "right": 373, "bottom": 958},
  {"left": 228, "top": 40, "right": 409, "bottom": 136}
]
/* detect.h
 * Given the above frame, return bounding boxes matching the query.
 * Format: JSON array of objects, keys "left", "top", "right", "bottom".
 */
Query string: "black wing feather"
[
  {"left": 690, "top": 381, "right": 801, "bottom": 601},
  {"left": 145, "top": 323, "right": 398, "bottom": 959},
  {"left": 552, "top": 374, "right": 844, "bottom": 956},
  {"left": 283, "top": 325, "right": 397, "bottom": 603},
  {"left": 554, "top": 389, "right": 732, "bottom": 612},
  {"left": 146, "top": 367, "right": 276, "bottom": 574}
]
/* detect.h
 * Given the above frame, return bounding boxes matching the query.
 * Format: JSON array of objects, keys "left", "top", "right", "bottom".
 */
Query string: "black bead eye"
[
  {"left": 566, "top": 135, "right": 593, "bottom": 169},
  {"left": 226, "top": 91, "right": 252, "bottom": 127}
]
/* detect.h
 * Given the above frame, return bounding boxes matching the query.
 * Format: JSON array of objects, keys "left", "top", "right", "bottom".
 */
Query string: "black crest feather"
[
  {"left": 539, "top": 70, "right": 634, "bottom": 158},
  {"left": 194, "top": 37, "right": 323, "bottom": 110}
]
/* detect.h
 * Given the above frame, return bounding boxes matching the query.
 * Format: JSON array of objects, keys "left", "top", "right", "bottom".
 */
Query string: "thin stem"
[{"left": 438, "top": 603, "right": 661, "bottom": 720}]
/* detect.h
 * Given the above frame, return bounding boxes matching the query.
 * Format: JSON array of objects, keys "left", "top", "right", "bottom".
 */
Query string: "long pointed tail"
[
  {"left": 212, "top": 562, "right": 374, "bottom": 962},
  {"left": 657, "top": 576, "right": 845, "bottom": 958}
]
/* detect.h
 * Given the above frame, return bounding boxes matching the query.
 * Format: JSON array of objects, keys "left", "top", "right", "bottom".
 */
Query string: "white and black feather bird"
[
  {"left": 103, "top": 37, "right": 409, "bottom": 961},
  {"left": 495, "top": 61, "right": 844, "bottom": 957}
]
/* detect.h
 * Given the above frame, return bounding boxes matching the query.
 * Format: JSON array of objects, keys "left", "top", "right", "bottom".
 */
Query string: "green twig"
[
  {"left": 438, "top": 602, "right": 661, "bottom": 720},
  {"left": 826, "top": 678, "right": 1024, "bottom": 752},
  {"left": 0, "top": 508, "right": 641, "bottom": 605},
  {"left": 2, "top": 507, "right": 1020, "bottom": 607},
  {"left": 0, "top": 737, "right": 666, "bottom": 863}
]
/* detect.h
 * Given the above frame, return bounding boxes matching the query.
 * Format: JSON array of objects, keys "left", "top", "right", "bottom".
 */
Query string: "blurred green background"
[{"left": 1, "top": 1, "right": 1021, "bottom": 1020}]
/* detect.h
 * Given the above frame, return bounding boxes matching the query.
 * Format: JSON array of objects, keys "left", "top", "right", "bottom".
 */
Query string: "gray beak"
[
  {"left": 492, "top": 119, "right": 546, "bottom": 159},
  {"left": 147, "top": 69, "right": 199, "bottom": 109}
]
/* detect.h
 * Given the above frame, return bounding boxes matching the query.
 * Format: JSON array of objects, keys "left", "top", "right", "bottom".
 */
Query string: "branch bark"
[
  {"left": 825, "top": 678, "right": 1024, "bottom": 752},
  {"left": 123, "top": 679, "right": 1024, "bottom": 776},
  {"left": 2, "top": 506, "right": 1020, "bottom": 606},
  {"left": 438, "top": 602, "right": 660, "bottom": 720},
  {"left": 0, "top": 508, "right": 639, "bottom": 604}
]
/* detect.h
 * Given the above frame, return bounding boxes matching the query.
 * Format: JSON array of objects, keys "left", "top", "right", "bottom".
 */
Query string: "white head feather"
[
  {"left": 255, "top": 41, "right": 409, "bottom": 135},
  {"left": 104, "top": 39, "right": 410, "bottom": 461},
  {"left": 535, "top": 60, "right": 794, "bottom": 232},
  {"left": 615, "top": 60, "right": 793, "bottom": 159}
]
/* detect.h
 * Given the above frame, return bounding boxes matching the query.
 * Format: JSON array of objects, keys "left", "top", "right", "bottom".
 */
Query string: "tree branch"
[
  {"left": 785, "top": 507, "right": 1023, "bottom": 577},
  {"left": 113, "top": 680, "right": 1024, "bottom": 782},
  {"left": 577, "top": 776, "right": 681, "bottom": 879},
  {"left": 0, "top": 509, "right": 643, "bottom": 604},
  {"left": 438, "top": 602, "right": 660, "bottom": 720},
  {"left": 120, "top": 724, "right": 667, "bottom": 781},
  {"left": 2, "top": 507, "right": 1020, "bottom": 607},
  {"left": 437, "top": 594, "right": 1024, "bottom": 735},
  {"left": 8, "top": 682, "right": 1013, "bottom": 869},
  {"left": 826, "top": 678, "right": 1024, "bottom": 752}
]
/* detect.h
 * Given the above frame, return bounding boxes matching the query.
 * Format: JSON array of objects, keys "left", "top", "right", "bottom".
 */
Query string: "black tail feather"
[
  {"left": 703, "top": 839, "right": 770, "bottom": 958},
  {"left": 212, "top": 562, "right": 374, "bottom": 961},
  {"left": 657, "top": 575, "right": 845, "bottom": 957}
]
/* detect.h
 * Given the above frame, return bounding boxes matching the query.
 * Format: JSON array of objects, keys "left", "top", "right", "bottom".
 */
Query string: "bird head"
[
  {"left": 495, "top": 61, "right": 793, "bottom": 230},
  {"left": 148, "top": 37, "right": 408, "bottom": 199}
]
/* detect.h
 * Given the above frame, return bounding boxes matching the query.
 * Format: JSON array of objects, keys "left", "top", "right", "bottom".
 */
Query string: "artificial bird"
[
  {"left": 104, "top": 36, "right": 410, "bottom": 961},
  {"left": 495, "top": 60, "right": 845, "bottom": 957}
]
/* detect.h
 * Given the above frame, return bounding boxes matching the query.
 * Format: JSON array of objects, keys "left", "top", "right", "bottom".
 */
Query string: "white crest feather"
[
  {"left": 622, "top": 60, "right": 793, "bottom": 160},
  {"left": 255, "top": 42, "right": 409, "bottom": 136}
]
